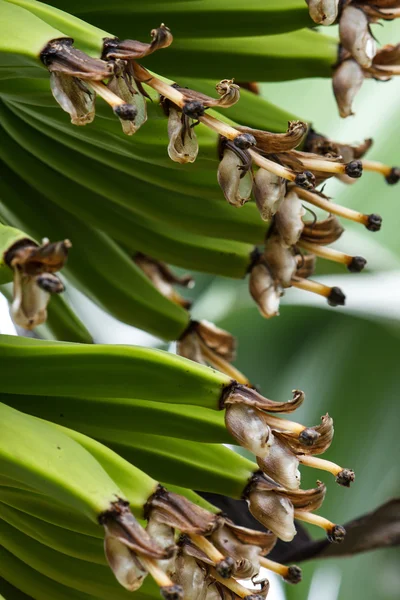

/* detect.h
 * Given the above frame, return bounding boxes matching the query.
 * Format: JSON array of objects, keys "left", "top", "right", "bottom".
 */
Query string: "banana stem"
[
  {"left": 361, "top": 159, "right": 392, "bottom": 177},
  {"left": 89, "top": 81, "right": 126, "bottom": 108},
  {"left": 138, "top": 555, "right": 174, "bottom": 587},
  {"left": 298, "top": 241, "right": 365, "bottom": 272},
  {"left": 189, "top": 534, "right": 225, "bottom": 563},
  {"left": 133, "top": 64, "right": 299, "bottom": 183},
  {"left": 294, "top": 187, "right": 377, "bottom": 228},
  {"left": 210, "top": 569, "right": 256, "bottom": 598},
  {"left": 260, "top": 556, "right": 290, "bottom": 577},
  {"left": 293, "top": 510, "right": 334, "bottom": 532}
]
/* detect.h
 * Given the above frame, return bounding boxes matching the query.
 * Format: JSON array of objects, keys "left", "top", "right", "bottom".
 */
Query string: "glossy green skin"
[
  {"left": 0, "top": 521, "right": 160, "bottom": 600},
  {"left": 0, "top": 576, "right": 35, "bottom": 600},
  {"left": 0, "top": 161, "right": 191, "bottom": 341},
  {"left": 0, "top": 393, "right": 231, "bottom": 444},
  {"left": 0, "top": 402, "right": 125, "bottom": 520},
  {"left": 100, "top": 432, "right": 257, "bottom": 499},
  {"left": 0, "top": 334, "right": 230, "bottom": 407}
]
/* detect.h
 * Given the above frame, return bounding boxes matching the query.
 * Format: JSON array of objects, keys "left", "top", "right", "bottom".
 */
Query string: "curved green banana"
[
  {"left": 0, "top": 401, "right": 149, "bottom": 521},
  {"left": 0, "top": 334, "right": 231, "bottom": 406},
  {"left": 0, "top": 548, "right": 102, "bottom": 600},
  {"left": 0, "top": 162, "right": 190, "bottom": 340},
  {"left": 0, "top": 502, "right": 106, "bottom": 565},
  {"left": 0, "top": 392, "right": 231, "bottom": 444},
  {"left": 0, "top": 102, "right": 267, "bottom": 245},
  {"left": 0, "top": 133, "right": 257, "bottom": 277},
  {"left": 7, "top": 0, "right": 313, "bottom": 40},
  {"left": 0, "top": 521, "right": 159, "bottom": 600},
  {"left": 0, "top": 577, "right": 34, "bottom": 600}
]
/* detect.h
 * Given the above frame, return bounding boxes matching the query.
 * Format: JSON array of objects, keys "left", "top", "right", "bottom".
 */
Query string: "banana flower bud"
[
  {"left": 253, "top": 170, "right": 286, "bottom": 221},
  {"left": 306, "top": 0, "right": 340, "bottom": 25},
  {"left": 332, "top": 59, "right": 365, "bottom": 118},
  {"left": 275, "top": 190, "right": 305, "bottom": 247},
  {"left": 339, "top": 5, "right": 377, "bottom": 68}
]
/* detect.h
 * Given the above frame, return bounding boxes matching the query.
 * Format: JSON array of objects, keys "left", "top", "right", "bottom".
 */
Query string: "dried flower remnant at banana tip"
[{"left": 4, "top": 237, "right": 70, "bottom": 329}]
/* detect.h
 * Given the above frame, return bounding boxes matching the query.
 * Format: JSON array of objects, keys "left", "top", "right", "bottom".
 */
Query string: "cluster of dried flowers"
[
  {"left": 306, "top": 0, "right": 400, "bottom": 116},
  {"left": 5, "top": 237, "right": 70, "bottom": 329}
]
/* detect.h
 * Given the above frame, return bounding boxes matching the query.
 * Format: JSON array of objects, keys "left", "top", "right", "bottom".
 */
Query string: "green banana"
[
  {"left": 0, "top": 521, "right": 160, "bottom": 600},
  {"left": 0, "top": 502, "right": 106, "bottom": 564},
  {"left": 0, "top": 577, "right": 34, "bottom": 600},
  {"left": 0, "top": 102, "right": 267, "bottom": 245},
  {"left": 0, "top": 401, "right": 157, "bottom": 520},
  {"left": 0, "top": 548, "right": 102, "bottom": 600},
  {"left": 7, "top": 0, "right": 313, "bottom": 40},
  {"left": 0, "top": 130, "right": 257, "bottom": 277},
  {"left": 0, "top": 392, "right": 231, "bottom": 444},
  {"left": 0, "top": 162, "right": 190, "bottom": 340},
  {"left": 0, "top": 334, "right": 232, "bottom": 406}
]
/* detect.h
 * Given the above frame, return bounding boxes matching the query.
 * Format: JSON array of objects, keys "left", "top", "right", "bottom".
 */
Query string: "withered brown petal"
[
  {"left": 277, "top": 482, "right": 326, "bottom": 513},
  {"left": 177, "top": 330, "right": 207, "bottom": 365},
  {"left": 306, "top": 0, "right": 339, "bottom": 25},
  {"left": 274, "top": 414, "right": 334, "bottom": 456},
  {"left": 274, "top": 190, "right": 305, "bottom": 247},
  {"left": 167, "top": 107, "right": 199, "bottom": 164},
  {"left": 301, "top": 215, "right": 344, "bottom": 246},
  {"left": 134, "top": 252, "right": 192, "bottom": 308},
  {"left": 333, "top": 59, "right": 365, "bottom": 118},
  {"left": 263, "top": 233, "right": 297, "bottom": 288},
  {"left": 257, "top": 437, "right": 301, "bottom": 491},
  {"left": 249, "top": 262, "right": 283, "bottom": 319},
  {"left": 224, "top": 385, "right": 305, "bottom": 414},
  {"left": 196, "top": 320, "right": 236, "bottom": 362},
  {"left": 339, "top": 5, "right": 376, "bottom": 68},
  {"left": 295, "top": 253, "right": 316, "bottom": 280},
  {"left": 217, "top": 148, "right": 253, "bottom": 207},
  {"left": 225, "top": 403, "right": 272, "bottom": 458},
  {"left": 253, "top": 169, "right": 286, "bottom": 221},
  {"left": 11, "top": 239, "right": 71, "bottom": 276},
  {"left": 50, "top": 73, "right": 96, "bottom": 126},
  {"left": 11, "top": 272, "right": 49, "bottom": 331},
  {"left": 147, "top": 487, "right": 220, "bottom": 535},
  {"left": 174, "top": 552, "right": 209, "bottom": 600},
  {"left": 103, "top": 25, "right": 173, "bottom": 60},
  {"left": 107, "top": 64, "right": 147, "bottom": 135},
  {"left": 42, "top": 38, "right": 111, "bottom": 80},
  {"left": 212, "top": 525, "right": 262, "bottom": 579},
  {"left": 372, "top": 43, "right": 400, "bottom": 66},
  {"left": 237, "top": 121, "right": 307, "bottom": 153},
  {"left": 224, "top": 521, "right": 277, "bottom": 554},
  {"left": 248, "top": 490, "right": 296, "bottom": 542},
  {"left": 104, "top": 532, "right": 147, "bottom": 591},
  {"left": 100, "top": 501, "right": 171, "bottom": 559}
]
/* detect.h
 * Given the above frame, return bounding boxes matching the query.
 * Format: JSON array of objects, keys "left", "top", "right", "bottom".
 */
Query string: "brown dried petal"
[
  {"left": 146, "top": 518, "right": 177, "bottom": 576},
  {"left": 225, "top": 403, "right": 272, "bottom": 458},
  {"left": 224, "top": 385, "right": 305, "bottom": 414},
  {"left": 9, "top": 238, "right": 71, "bottom": 276},
  {"left": 237, "top": 121, "right": 307, "bottom": 154},
  {"left": 196, "top": 321, "right": 236, "bottom": 362},
  {"left": 42, "top": 38, "right": 111, "bottom": 80},
  {"left": 274, "top": 414, "right": 334, "bottom": 456},
  {"left": 249, "top": 262, "right": 282, "bottom": 319},
  {"left": 218, "top": 148, "right": 253, "bottom": 206},
  {"left": 372, "top": 43, "right": 400, "bottom": 66},
  {"left": 177, "top": 330, "right": 207, "bottom": 365},
  {"left": 305, "top": 130, "right": 373, "bottom": 161},
  {"left": 306, "top": 0, "right": 340, "bottom": 25},
  {"left": 146, "top": 487, "right": 220, "bottom": 535},
  {"left": 339, "top": 5, "right": 376, "bottom": 68},
  {"left": 333, "top": 59, "right": 365, "bottom": 118},
  {"left": 248, "top": 490, "right": 296, "bottom": 542},
  {"left": 107, "top": 62, "right": 147, "bottom": 134},
  {"left": 103, "top": 25, "right": 173, "bottom": 60},
  {"left": 224, "top": 521, "right": 277, "bottom": 554},
  {"left": 100, "top": 501, "right": 171, "bottom": 560},
  {"left": 277, "top": 482, "right": 326, "bottom": 513},
  {"left": 295, "top": 253, "right": 316, "bottom": 279},
  {"left": 104, "top": 531, "right": 147, "bottom": 591},
  {"left": 257, "top": 436, "right": 301, "bottom": 491},
  {"left": 174, "top": 80, "right": 240, "bottom": 109},
  {"left": 301, "top": 215, "right": 344, "bottom": 246},
  {"left": 275, "top": 190, "right": 305, "bottom": 247},
  {"left": 49, "top": 73, "right": 95, "bottom": 125},
  {"left": 263, "top": 234, "right": 297, "bottom": 288},
  {"left": 167, "top": 107, "right": 199, "bottom": 164},
  {"left": 134, "top": 253, "right": 192, "bottom": 308},
  {"left": 212, "top": 525, "right": 261, "bottom": 579},
  {"left": 174, "top": 553, "right": 209, "bottom": 600},
  {"left": 253, "top": 169, "right": 286, "bottom": 221},
  {"left": 11, "top": 272, "right": 49, "bottom": 330}
]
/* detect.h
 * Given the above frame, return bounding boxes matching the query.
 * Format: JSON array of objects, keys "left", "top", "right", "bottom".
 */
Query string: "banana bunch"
[
  {"left": 0, "top": 388, "right": 352, "bottom": 599},
  {"left": 1, "top": 0, "right": 398, "bottom": 338}
]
